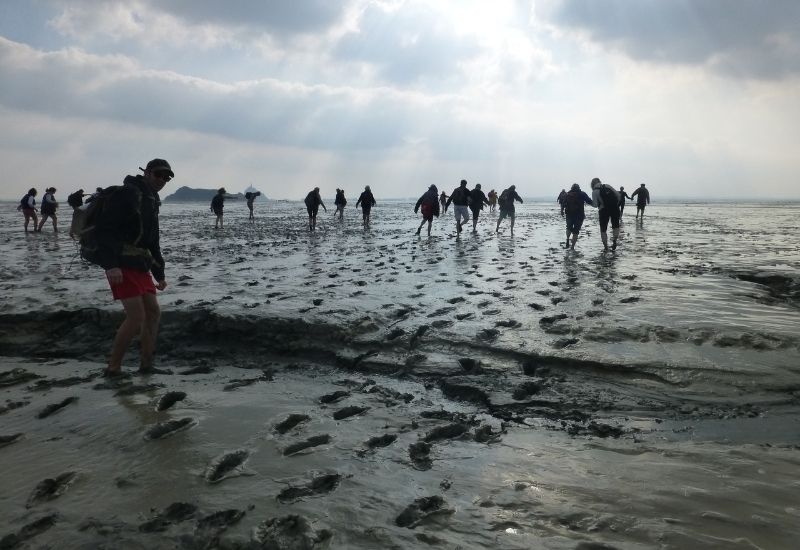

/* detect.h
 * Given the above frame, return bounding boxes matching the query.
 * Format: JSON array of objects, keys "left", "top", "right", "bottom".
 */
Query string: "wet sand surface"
[{"left": 1, "top": 200, "right": 799, "bottom": 549}]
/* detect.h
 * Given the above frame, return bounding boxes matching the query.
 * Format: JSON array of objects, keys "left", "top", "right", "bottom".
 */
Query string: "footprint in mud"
[
  {"left": 26, "top": 472, "right": 78, "bottom": 508},
  {"left": 477, "top": 328, "right": 499, "bottom": 342},
  {"left": 386, "top": 328, "right": 405, "bottom": 341},
  {"left": 567, "top": 421, "right": 624, "bottom": 439},
  {"left": 439, "top": 380, "right": 490, "bottom": 406},
  {"left": 457, "top": 358, "right": 482, "bottom": 373},
  {"left": 539, "top": 314, "right": 568, "bottom": 325},
  {"left": 473, "top": 424, "right": 503, "bottom": 443},
  {"left": 423, "top": 423, "right": 469, "bottom": 442},
  {"left": 223, "top": 370, "right": 274, "bottom": 391},
  {"left": 1, "top": 513, "right": 58, "bottom": 548},
  {"left": 483, "top": 309, "right": 501, "bottom": 316},
  {"left": 318, "top": 390, "right": 350, "bottom": 404},
  {"left": 114, "top": 383, "right": 164, "bottom": 397},
  {"left": 551, "top": 296, "right": 565, "bottom": 305},
  {"left": 274, "top": 414, "right": 311, "bottom": 435},
  {"left": 528, "top": 302, "right": 545, "bottom": 311},
  {"left": 139, "top": 502, "right": 198, "bottom": 533},
  {"left": 0, "top": 368, "right": 42, "bottom": 388},
  {"left": 195, "top": 509, "right": 246, "bottom": 535},
  {"left": 620, "top": 296, "right": 640, "bottom": 303},
  {"left": 252, "top": 515, "right": 332, "bottom": 549},
  {"left": 551, "top": 338, "right": 580, "bottom": 349},
  {"left": 431, "top": 320, "right": 453, "bottom": 329},
  {"left": 0, "top": 433, "right": 23, "bottom": 448},
  {"left": 283, "top": 434, "right": 332, "bottom": 456},
  {"left": 455, "top": 312, "right": 475, "bottom": 321},
  {"left": 155, "top": 391, "right": 187, "bottom": 411},
  {"left": 364, "top": 433, "right": 397, "bottom": 449},
  {"left": 277, "top": 473, "right": 342, "bottom": 503},
  {"left": 512, "top": 381, "right": 543, "bottom": 400},
  {"left": 205, "top": 449, "right": 251, "bottom": 484},
  {"left": 144, "top": 418, "right": 196, "bottom": 441},
  {"left": 409, "top": 325, "right": 429, "bottom": 348},
  {"left": 36, "top": 396, "right": 78, "bottom": 419},
  {"left": 28, "top": 374, "right": 96, "bottom": 392},
  {"left": 495, "top": 319, "right": 520, "bottom": 328},
  {"left": 409, "top": 442, "right": 432, "bottom": 471},
  {"left": 396, "top": 496, "right": 453, "bottom": 528},
  {"left": 0, "top": 400, "right": 29, "bottom": 415},
  {"left": 428, "top": 307, "right": 455, "bottom": 318},
  {"left": 332, "top": 406, "right": 369, "bottom": 420},
  {"left": 585, "top": 310, "right": 605, "bottom": 318}
]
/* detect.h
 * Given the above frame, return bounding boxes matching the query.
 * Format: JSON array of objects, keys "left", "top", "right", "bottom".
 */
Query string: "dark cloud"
[
  {"left": 547, "top": 0, "right": 800, "bottom": 79},
  {"left": 334, "top": 4, "right": 481, "bottom": 85}
]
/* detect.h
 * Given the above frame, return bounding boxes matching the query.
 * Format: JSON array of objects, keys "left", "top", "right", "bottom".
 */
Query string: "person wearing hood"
[
  {"left": 445, "top": 179, "right": 471, "bottom": 234},
  {"left": 211, "top": 187, "right": 227, "bottom": 229},
  {"left": 98, "top": 158, "right": 172, "bottom": 376},
  {"left": 630, "top": 183, "right": 651, "bottom": 220},
  {"left": 355, "top": 185, "right": 376, "bottom": 226},
  {"left": 304, "top": 187, "right": 326, "bottom": 231},
  {"left": 562, "top": 183, "right": 594, "bottom": 250},
  {"left": 590, "top": 177, "right": 622, "bottom": 251},
  {"left": 468, "top": 183, "right": 490, "bottom": 232},
  {"left": 414, "top": 185, "right": 440, "bottom": 236},
  {"left": 557, "top": 189, "right": 567, "bottom": 216}
]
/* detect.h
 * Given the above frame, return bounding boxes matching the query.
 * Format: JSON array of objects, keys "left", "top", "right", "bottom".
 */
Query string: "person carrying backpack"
[
  {"left": 495, "top": 185, "right": 523, "bottom": 234},
  {"left": 590, "top": 177, "right": 622, "bottom": 251},
  {"left": 18, "top": 188, "right": 38, "bottom": 233},
  {"left": 333, "top": 189, "right": 347, "bottom": 220},
  {"left": 414, "top": 185, "right": 440, "bottom": 236},
  {"left": 468, "top": 183, "right": 490, "bottom": 232},
  {"left": 445, "top": 179, "right": 471, "bottom": 234},
  {"left": 304, "top": 187, "right": 326, "bottom": 231},
  {"left": 355, "top": 185, "right": 376, "bottom": 226},
  {"left": 36, "top": 187, "right": 59, "bottom": 233},
  {"left": 90, "top": 158, "right": 173, "bottom": 376},
  {"left": 562, "top": 183, "right": 594, "bottom": 250}
]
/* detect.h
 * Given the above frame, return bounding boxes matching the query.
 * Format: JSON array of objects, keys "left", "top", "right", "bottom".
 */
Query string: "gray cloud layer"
[{"left": 547, "top": 0, "right": 800, "bottom": 80}]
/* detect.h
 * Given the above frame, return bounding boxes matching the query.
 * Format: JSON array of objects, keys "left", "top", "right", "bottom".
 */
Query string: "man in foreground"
[{"left": 95, "top": 159, "right": 172, "bottom": 376}]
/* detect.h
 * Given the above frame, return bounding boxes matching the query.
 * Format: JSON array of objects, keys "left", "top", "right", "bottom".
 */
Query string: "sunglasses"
[{"left": 153, "top": 171, "right": 172, "bottom": 181}]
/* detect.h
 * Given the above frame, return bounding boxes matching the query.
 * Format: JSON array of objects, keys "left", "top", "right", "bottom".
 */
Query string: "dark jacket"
[
  {"left": 211, "top": 193, "right": 224, "bottom": 213},
  {"left": 445, "top": 185, "right": 471, "bottom": 208},
  {"left": 94, "top": 175, "right": 165, "bottom": 281},
  {"left": 335, "top": 190, "right": 347, "bottom": 206},
  {"left": 498, "top": 188, "right": 523, "bottom": 211},
  {"left": 563, "top": 190, "right": 593, "bottom": 216},
  {"left": 469, "top": 188, "right": 489, "bottom": 211},
  {"left": 356, "top": 191, "right": 375, "bottom": 209},
  {"left": 631, "top": 187, "right": 650, "bottom": 206},
  {"left": 415, "top": 189, "right": 440, "bottom": 216},
  {"left": 304, "top": 190, "right": 325, "bottom": 209}
]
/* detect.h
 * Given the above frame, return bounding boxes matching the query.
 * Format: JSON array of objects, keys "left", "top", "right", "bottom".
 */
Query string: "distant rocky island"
[{"left": 164, "top": 186, "right": 266, "bottom": 202}]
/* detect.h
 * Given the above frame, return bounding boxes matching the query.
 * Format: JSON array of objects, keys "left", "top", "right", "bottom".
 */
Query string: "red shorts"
[
  {"left": 109, "top": 268, "right": 156, "bottom": 300},
  {"left": 421, "top": 203, "right": 434, "bottom": 221}
]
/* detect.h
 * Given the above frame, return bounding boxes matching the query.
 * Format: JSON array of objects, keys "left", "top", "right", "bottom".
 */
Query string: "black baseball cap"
[{"left": 140, "top": 158, "right": 174, "bottom": 177}]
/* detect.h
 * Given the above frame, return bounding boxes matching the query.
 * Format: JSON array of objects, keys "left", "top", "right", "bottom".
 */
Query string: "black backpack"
[
  {"left": 599, "top": 185, "right": 618, "bottom": 210},
  {"left": 19, "top": 194, "right": 31, "bottom": 209},
  {"left": 77, "top": 186, "right": 124, "bottom": 266},
  {"left": 67, "top": 191, "right": 83, "bottom": 208},
  {"left": 563, "top": 191, "right": 584, "bottom": 215}
]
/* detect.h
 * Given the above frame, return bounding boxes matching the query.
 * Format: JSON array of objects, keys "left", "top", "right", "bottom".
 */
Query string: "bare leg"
[
  {"left": 510, "top": 215, "right": 515, "bottom": 235},
  {"left": 51, "top": 215, "right": 58, "bottom": 232},
  {"left": 427, "top": 220, "right": 432, "bottom": 236},
  {"left": 139, "top": 293, "right": 161, "bottom": 372},
  {"left": 107, "top": 296, "right": 146, "bottom": 373}
]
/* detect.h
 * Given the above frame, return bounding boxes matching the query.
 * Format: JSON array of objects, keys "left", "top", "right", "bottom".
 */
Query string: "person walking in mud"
[
  {"left": 414, "top": 185, "right": 440, "bottom": 236},
  {"left": 439, "top": 190, "right": 448, "bottom": 212},
  {"left": 590, "top": 177, "right": 622, "bottom": 251},
  {"left": 245, "top": 191, "right": 260, "bottom": 221},
  {"left": 445, "top": 179, "right": 471, "bottom": 235},
  {"left": 211, "top": 188, "right": 227, "bottom": 229},
  {"left": 557, "top": 188, "right": 567, "bottom": 216},
  {"left": 487, "top": 189, "right": 498, "bottom": 212},
  {"left": 304, "top": 187, "right": 326, "bottom": 231},
  {"left": 468, "top": 183, "right": 490, "bottom": 232},
  {"left": 67, "top": 188, "right": 87, "bottom": 238},
  {"left": 96, "top": 158, "right": 172, "bottom": 376},
  {"left": 355, "top": 185, "right": 376, "bottom": 226},
  {"left": 618, "top": 186, "right": 632, "bottom": 218},
  {"left": 333, "top": 188, "right": 347, "bottom": 220},
  {"left": 562, "top": 183, "right": 593, "bottom": 250},
  {"left": 631, "top": 183, "right": 650, "bottom": 220},
  {"left": 37, "top": 187, "right": 59, "bottom": 233},
  {"left": 18, "top": 188, "right": 38, "bottom": 233},
  {"left": 495, "top": 185, "right": 523, "bottom": 234}
]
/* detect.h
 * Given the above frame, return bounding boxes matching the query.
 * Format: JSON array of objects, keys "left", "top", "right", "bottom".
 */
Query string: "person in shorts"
[
  {"left": 211, "top": 187, "right": 226, "bottom": 229},
  {"left": 414, "top": 185, "right": 440, "bottom": 236},
  {"left": 95, "top": 159, "right": 172, "bottom": 376},
  {"left": 444, "top": 179, "right": 471, "bottom": 234},
  {"left": 37, "top": 187, "right": 59, "bottom": 233},
  {"left": 495, "top": 185, "right": 523, "bottom": 234},
  {"left": 18, "top": 188, "right": 38, "bottom": 233}
]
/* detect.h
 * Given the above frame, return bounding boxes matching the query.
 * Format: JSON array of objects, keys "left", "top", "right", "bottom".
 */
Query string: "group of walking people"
[
  {"left": 557, "top": 180, "right": 651, "bottom": 251},
  {"left": 17, "top": 186, "right": 104, "bottom": 234}
]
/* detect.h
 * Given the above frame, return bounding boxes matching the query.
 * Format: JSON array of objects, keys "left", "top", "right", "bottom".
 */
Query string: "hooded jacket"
[{"left": 93, "top": 175, "right": 165, "bottom": 281}]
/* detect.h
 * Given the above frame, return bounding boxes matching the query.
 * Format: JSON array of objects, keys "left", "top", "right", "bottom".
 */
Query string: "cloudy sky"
[{"left": 1, "top": 0, "right": 798, "bottom": 200}]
